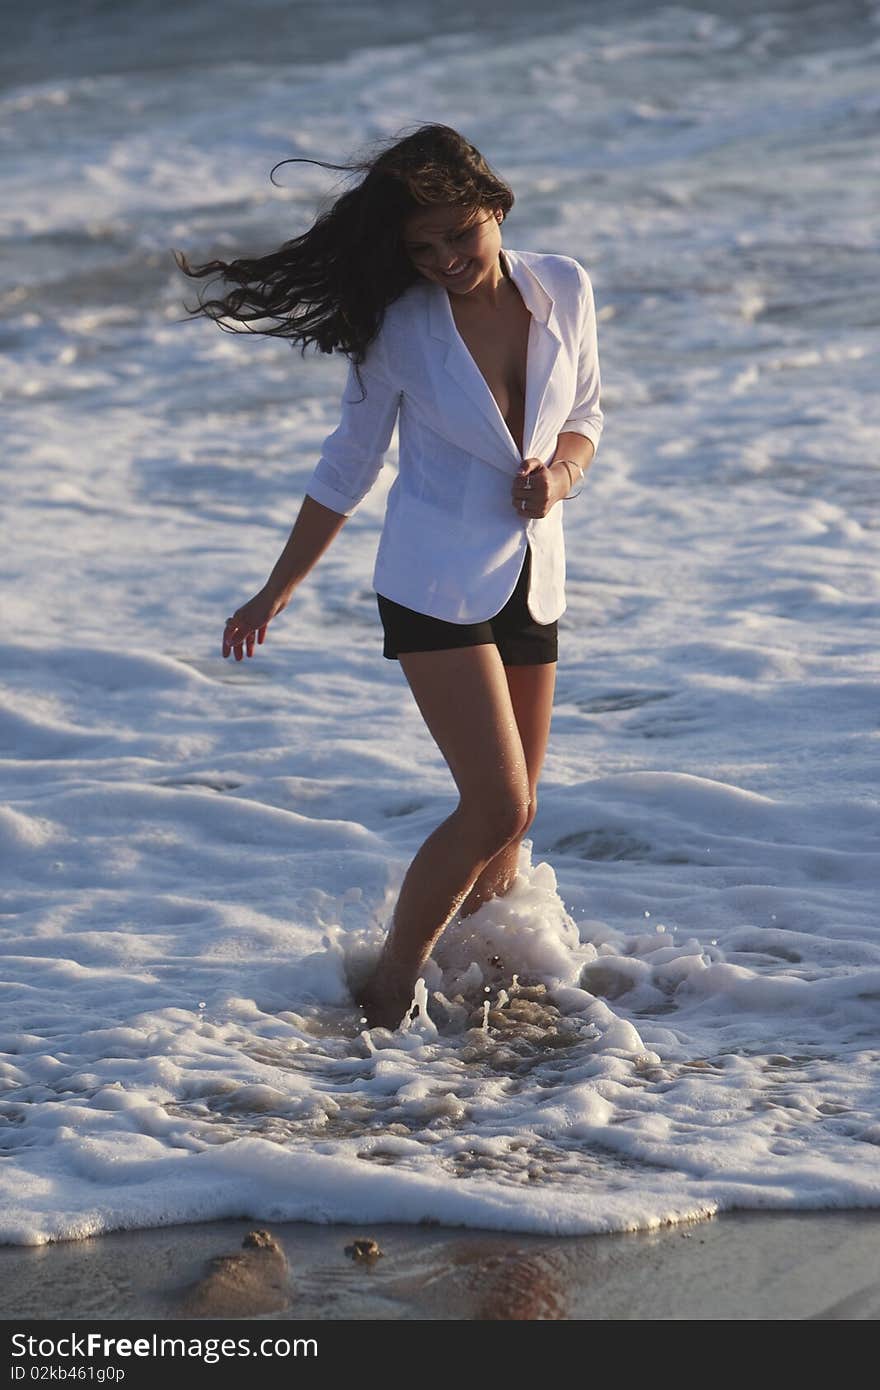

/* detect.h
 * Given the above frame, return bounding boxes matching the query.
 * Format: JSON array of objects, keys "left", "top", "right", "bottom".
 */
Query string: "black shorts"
[{"left": 376, "top": 545, "right": 558, "bottom": 666}]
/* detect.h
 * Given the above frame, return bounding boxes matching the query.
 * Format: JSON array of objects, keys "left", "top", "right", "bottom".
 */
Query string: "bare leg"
[
  {"left": 459, "top": 660, "right": 557, "bottom": 917},
  {"left": 359, "top": 644, "right": 532, "bottom": 1028}
]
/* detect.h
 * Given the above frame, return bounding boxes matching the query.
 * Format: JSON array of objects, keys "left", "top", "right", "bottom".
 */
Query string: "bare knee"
[
  {"left": 458, "top": 790, "right": 531, "bottom": 859},
  {"left": 521, "top": 791, "right": 538, "bottom": 838}
]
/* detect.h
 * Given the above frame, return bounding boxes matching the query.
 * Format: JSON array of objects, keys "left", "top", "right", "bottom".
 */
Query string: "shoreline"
[{"left": 2, "top": 1210, "right": 878, "bottom": 1320}]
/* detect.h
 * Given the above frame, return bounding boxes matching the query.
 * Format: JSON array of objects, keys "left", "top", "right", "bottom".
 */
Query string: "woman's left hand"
[{"left": 510, "top": 458, "right": 567, "bottom": 518}]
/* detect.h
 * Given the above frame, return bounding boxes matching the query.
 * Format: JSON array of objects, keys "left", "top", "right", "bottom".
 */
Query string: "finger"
[
  {"left": 513, "top": 484, "right": 539, "bottom": 504},
  {"left": 513, "top": 461, "right": 543, "bottom": 493},
  {"left": 257, "top": 625, "right": 267, "bottom": 645},
  {"left": 246, "top": 631, "right": 256, "bottom": 657}
]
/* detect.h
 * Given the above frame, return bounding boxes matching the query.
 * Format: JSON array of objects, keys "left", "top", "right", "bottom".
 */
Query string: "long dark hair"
[{"left": 172, "top": 123, "right": 514, "bottom": 385}]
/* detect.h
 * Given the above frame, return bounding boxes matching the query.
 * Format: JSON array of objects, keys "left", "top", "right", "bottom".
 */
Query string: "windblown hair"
[{"left": 173, "top": 123, "right": 514, "bottom": 389}]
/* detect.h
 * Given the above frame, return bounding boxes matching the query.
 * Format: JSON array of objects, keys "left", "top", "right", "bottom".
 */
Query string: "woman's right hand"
[{"left": 222, "top": 587, "right": 288, "bottom": 660}]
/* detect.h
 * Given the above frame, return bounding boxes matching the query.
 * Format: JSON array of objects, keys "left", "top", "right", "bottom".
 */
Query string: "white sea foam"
[{"left": 2, "top": 1, "right": 879, "bottom": 1244}]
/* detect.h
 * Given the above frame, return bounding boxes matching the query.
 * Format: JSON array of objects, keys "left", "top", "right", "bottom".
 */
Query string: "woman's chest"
[{"left": 449, "top": 288, "right": 532, "bottom": 455}]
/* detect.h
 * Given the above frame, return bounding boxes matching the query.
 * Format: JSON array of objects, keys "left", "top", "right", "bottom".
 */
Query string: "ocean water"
[{"left": 2, "top": 0, "right": 879, "bottom": 1244}]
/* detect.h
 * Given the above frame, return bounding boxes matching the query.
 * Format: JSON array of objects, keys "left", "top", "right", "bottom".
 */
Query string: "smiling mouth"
[{"left": 441, "top": 261, "right": 473, "bottom": 280}]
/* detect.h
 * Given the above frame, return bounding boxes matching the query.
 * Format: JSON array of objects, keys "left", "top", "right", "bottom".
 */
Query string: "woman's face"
[{"left": 402, "top": 203, "right": 503, "bottom": 295}]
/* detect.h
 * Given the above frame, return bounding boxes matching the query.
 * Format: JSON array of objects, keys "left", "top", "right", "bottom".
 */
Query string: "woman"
[{"left": 175, "top": 123, "right": 603, "bottom": 1030}]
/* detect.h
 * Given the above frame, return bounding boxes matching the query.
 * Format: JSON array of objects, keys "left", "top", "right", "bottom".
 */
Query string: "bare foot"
[{"left": 357, "top": 968, "right": 417, "bottom": 1031}]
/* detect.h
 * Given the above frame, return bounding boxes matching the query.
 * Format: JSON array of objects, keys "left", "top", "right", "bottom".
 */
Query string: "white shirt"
[{"left": 304, "top": 247, "right": 603, "bottom": 624}]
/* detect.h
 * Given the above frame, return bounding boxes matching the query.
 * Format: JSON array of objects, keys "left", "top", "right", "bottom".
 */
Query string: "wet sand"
[{"left": 1, "top": 1211, "right": 878, "bottom": 1321}]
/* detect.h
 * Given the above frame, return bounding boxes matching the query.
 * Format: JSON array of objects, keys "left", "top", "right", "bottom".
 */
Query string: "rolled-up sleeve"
[
  {"left": 559, "top": 266, "right": 603, "bottom": 454},
  {"left": 304, "top": 334, "right": 402, "bottom": 516}
]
